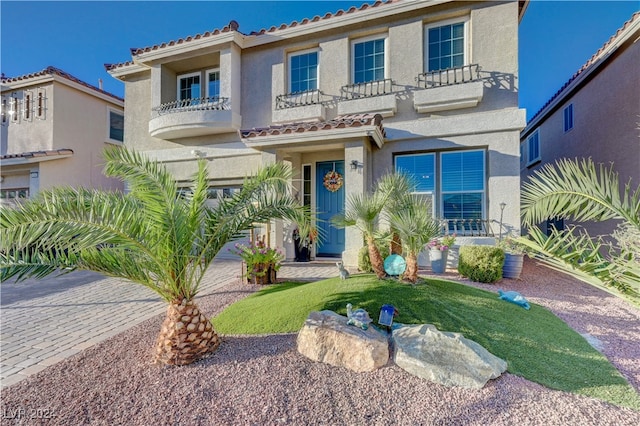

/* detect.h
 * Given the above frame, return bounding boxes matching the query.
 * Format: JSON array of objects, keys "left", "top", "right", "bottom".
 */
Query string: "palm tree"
[
  {"left": 0, "top": 147, "right": 309, "bottom": 365},
  {"left": 519, "top": 158, "right": 640, "bottom": 301},
  {"left": 387, "top": 195, "right": 440, "bottom": 283},
  {"left": 376, "top": 172, "right": 414, "bottom": 255},
  {"left": 332, "top": 191, "right": 387, "bottom": 278}
]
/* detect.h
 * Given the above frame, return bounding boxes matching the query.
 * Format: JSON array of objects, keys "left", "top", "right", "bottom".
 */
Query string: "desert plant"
[
  {"left": 0, "top": 146, "right": 309, "bottom": 365},
  {"left": 458, "top": 246, "right": 505, "bottom": 283},
  {"left": 519, "top": 158, "right": 640, "bottom": 300},
  {"left": 358, "top": 244, "right": 390, "bottom": 273}
]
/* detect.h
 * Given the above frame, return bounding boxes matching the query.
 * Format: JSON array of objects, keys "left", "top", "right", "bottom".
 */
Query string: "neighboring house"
[
  {"left": 520, "top": 12, "right": 640, "bottom": 238},
  {"left": 0, "top": 66, "right": 125, "bottom": 206},
  {"left": 106, "top": 0, "right": 527, "bottom": 266}
]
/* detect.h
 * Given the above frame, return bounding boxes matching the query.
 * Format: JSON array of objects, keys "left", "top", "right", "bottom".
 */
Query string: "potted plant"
[
  {"left": 293, "top": 226, "right": 317, "bottom": 262},
  {"left": 498, "top": 237, "right": 526, "bottom": 279},
  {"left": 231, "top": 239, "right": 284, "bottom": 285},
  {"left": 427, "top": 234, "right": 455, "bottom": 274}
]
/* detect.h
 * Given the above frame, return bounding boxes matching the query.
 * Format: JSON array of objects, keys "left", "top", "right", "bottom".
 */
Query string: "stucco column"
[
  {"left": 342, "top": 141, "right": 368, "bottom": 268},
  {"left": 260, "top": 150, "right": 288, "bottom": 255}
]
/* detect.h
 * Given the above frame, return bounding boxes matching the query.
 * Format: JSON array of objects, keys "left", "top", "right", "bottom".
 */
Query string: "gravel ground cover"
[{"left": 1, "top": 258, "right": 639, "bottom": 425}]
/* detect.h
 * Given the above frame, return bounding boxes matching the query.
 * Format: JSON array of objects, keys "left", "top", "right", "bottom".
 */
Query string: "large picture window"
[
  {"left": 352, "top": 37, "right": 386, "bottom": 84},
  {"left": 289, "top": 50, "right": 318, "bottom": 93},
  {"left": 426, "top": 21, "right": 466, "bottom": 71},
  {"left": 395, "top": 150, "right": 485, "bottom": 220}
]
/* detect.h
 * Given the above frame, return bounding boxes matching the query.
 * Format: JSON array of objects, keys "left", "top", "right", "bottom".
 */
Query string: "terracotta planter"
[
  {"left": 502, "top": 253, "right": 524, "bottom": 279},
  {"left": 247, "top": 263, "right": 277, "bottom": 285},
  {"left": 429, "top": 249, "right": 449, "bottom": 274}
]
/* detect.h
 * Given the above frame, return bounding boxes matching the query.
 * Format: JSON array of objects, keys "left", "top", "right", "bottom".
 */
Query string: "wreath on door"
[{"left": 323, "top": 170, "right": 343, "bottom": 192}]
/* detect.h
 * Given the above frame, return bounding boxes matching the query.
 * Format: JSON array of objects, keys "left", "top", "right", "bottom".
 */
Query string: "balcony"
[
  {"left": 413, "top": 64, "right": 484, "bottom": 114},
  {"left": 149, "top": 96, "right": 241, "bottom": 139},
  {"left": 337, "top": 79, "right": 397, "bottom": 117},
  {"left": 272, "top": 90, "right": 326, "bottom": 124}
]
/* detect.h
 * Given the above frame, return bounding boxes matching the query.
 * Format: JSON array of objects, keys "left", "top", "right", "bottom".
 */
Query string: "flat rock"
[
  {"left": 297, "top": 310, "right": 389, "bottom": 372},
  {"left": 393, "top": 324, "right": 507, "bottom": 389}
]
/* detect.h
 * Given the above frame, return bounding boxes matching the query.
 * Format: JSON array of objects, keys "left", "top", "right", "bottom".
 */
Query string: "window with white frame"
[
  {"left": 302, "top": 164, "right": 312, "bottom": 208},
  {"left": 108, "top": 109, "right": 124, "bottom": 142},
  {"left": 395, "top": 150, "right": 485, "bottom": 220},
  {"left": 563, "top": 104, "right": 574, "bottom": 132},
  {"left": 425, "top": 20, "right": 467, "bottom": 71},
  {"left": 206, "top": 69, "right": 220, "bottom": 98},
  {"left": 289, "top": 50, "right": 318, "bottom": 93},
  {"left": 352, "top": 36, "right": 386, "bottom": 84},
  {"left": 527, "top": 130, "right": 540, "bottom": 165},
  {"left": 177, "top": 72, "right": 201, "bottom": 101}
]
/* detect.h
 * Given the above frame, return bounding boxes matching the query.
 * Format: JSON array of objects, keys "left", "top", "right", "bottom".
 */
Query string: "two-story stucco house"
[
  {"left": 521, "top": 12, "right": 639, "bottom": 238},
  {"left": 106, "top": 0, "right": 527, "bottom": 267},
  {"left": 1, "top": 66, "right": 125, "bottom": 205}
]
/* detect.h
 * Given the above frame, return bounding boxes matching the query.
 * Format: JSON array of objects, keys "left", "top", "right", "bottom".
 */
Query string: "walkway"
[{"left": 0, "top": 256, "right": 337, "bottom": 388}]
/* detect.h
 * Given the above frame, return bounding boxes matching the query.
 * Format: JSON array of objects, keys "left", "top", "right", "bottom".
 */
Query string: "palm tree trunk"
[
  {"left": 154, "top": 298, "right": 220, "bottom": 365},
  {"left": 404, "top": 252, "right": 418, "bottom": 283},
  {"left": 367, "top": 236, "right": 386, "bottom": 279},
  {"left": 390, "top": 230, "right": 403, "bottom": 255}
]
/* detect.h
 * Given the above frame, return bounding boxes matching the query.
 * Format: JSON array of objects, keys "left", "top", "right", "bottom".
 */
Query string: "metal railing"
[
  {"left": 275, "top": 90, "right": 324, "bottom": 110},
  {"left": 151, "top": 96, "right": 230, "bottom": 116},
  {"left": 439, "top": 218, "right": 494, "bottom": 237},
  {"left": 416, "top": 64, "right": 480, "bottom": 89},
  {"left": 340, "top": 78, "right": 394, "bottom": 100}
]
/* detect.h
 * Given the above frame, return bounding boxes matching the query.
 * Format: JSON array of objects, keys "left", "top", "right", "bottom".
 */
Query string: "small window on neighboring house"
[
  {"left": 426, "top": 21, "right": 466, "bottom": 71},
  {"left": 520, "top": 142, "right": 524, "bottom": 164},
  {"left": 563, "top": 104, "right": 574, "bottom": 132},
  {"left": 177, "top": 72, "right": 201, "bottom": 101},
  {"left": 108, "top": 110, "right": 124, "bottom": 142},
  {"left": 37, "top": 89, "right": 45, "bottom": 118},
  {"left": 289, "top": 50, "right": 318, "bottom": 93},
  {"left": 352, "top": 37, "right": 386, "bottom": 83},
  {"left": 24, "top": 92, "right": 31, "bottom": 120},
  {"left": 206, "top": 69, "right": 220, "bottom": 99},
  {"left": 1, "top": 98, "right": 7, "bottom": 124},
  {"left": 527, "top": 130, "right": 540, "bottom": 165},
  {"left": 11, "top": 96, "right": 19, "bottom": 122}
]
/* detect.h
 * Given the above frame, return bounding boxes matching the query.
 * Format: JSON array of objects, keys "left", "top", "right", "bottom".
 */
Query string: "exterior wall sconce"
[{"left": 350, "top": 160, "right": 362, "bottom": 170}]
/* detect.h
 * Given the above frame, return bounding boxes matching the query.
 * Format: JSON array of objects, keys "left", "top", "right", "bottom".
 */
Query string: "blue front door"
[{"left": 316, "top": 161, "right": 345, "bottom": 257}]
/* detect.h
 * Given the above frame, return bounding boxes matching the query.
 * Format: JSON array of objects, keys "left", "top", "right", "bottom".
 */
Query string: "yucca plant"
[
  {"left": 519, "top": 158, "right": 640, "bottom": 301},
  {"left": 0, "top": 147, "right": 309, "bottom": 365}
]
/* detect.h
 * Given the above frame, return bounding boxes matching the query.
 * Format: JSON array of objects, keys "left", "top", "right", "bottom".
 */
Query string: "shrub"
[
  {"left": 358, "top": 244, "right": 390, "bottom": 272},
  {"left": 458, "top": 246, "right": 505, "bottom": 283}
]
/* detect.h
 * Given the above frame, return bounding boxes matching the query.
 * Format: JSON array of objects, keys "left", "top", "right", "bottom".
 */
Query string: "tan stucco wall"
[{"left": 521, "top": 26, "right": 639, "bottom": 237}]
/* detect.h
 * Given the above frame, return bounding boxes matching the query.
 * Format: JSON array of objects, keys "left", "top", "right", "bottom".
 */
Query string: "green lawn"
[{"left": 212, "top": 274, "right": 640, "bottom": 410}]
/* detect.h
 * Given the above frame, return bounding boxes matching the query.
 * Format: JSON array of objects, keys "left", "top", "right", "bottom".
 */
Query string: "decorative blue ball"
[{"left": 384, "top": 254, "right": 406, "bottom": 276}]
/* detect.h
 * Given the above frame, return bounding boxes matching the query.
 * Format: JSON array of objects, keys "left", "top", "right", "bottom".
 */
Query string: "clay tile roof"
[
  {"left": 239, "top": 113, "right": 385, "bottom": 139},
  {"left": 528, "top": 11, "right": 639, "bottom": 125},
  {"left": 249, "top": 0, "right": 395, "bottom": 35},
  {"left": 1, "top": 66, "right": 123, "bottom": 102},
  {"left": 1, "top": 149, "right": 74, "bottom": 160}
]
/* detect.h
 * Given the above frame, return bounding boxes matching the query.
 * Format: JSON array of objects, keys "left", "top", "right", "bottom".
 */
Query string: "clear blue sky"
[{"left": 1, "top": 1, "right": 638, "bottom": 121}]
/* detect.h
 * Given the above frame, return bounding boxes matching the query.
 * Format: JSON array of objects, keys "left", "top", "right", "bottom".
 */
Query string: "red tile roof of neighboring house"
[
  {"left": 1, "top": 149, "right": 74, "bottom": 160},
  {"left": 240, "top": 113, "right": 386, "bottom": 139},
  {"left": 1, "top": 66, "right": 123, "bottom": 102},
  {"left": 527, "top": 11, "right": 640, "bottom": 125}
]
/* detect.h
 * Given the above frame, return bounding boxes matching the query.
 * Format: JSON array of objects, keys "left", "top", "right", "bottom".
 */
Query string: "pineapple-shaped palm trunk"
[
  {"left": 367, "top": 236, "right": 387, "bottom": 279},
  {"left": 403, "top": 252, "right": 419, "bottom": 283},
  {"left": 155, "top": 298, "right": 220, "bottom": 365},
  {"left": 390, "top": 230, "right": 403, "bottom": 255}
]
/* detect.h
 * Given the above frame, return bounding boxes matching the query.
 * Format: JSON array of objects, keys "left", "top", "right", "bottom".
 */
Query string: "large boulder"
[
  {"left": 393, "top": 324, "right": 507, "bottom": 389},
  {"left": 297, "top": 310, "right": 389, "bottom": 372}
]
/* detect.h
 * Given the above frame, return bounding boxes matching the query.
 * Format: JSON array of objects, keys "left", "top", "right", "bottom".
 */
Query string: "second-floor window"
[
  {"left": 207, "top": 69, "right": 220, "bottom": 98},
  {"left": 563, "top": 104, "right": 574, "bottom": 132},
  {"left": 426, "top": 21, "right": 466, "bottom": 71},
  {"left": 352, "top": 36, "right": 386, "bottom": 83},
  {"left": 289, "top": 50, "right": 318, "bottom": 93},
  {"left": 109, "top": 109, "right": 124, "bottom": 142},
  {"left": 178, "top": 72, "right": 201, "bottom": 100},
  {"left": 527, "top": 130, "right": 540, "bottom": 165}
]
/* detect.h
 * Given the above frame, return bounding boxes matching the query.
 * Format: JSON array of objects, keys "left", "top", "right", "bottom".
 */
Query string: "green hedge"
[{"left": 458, "top": 245, "right": 505, "bottom": 283}]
